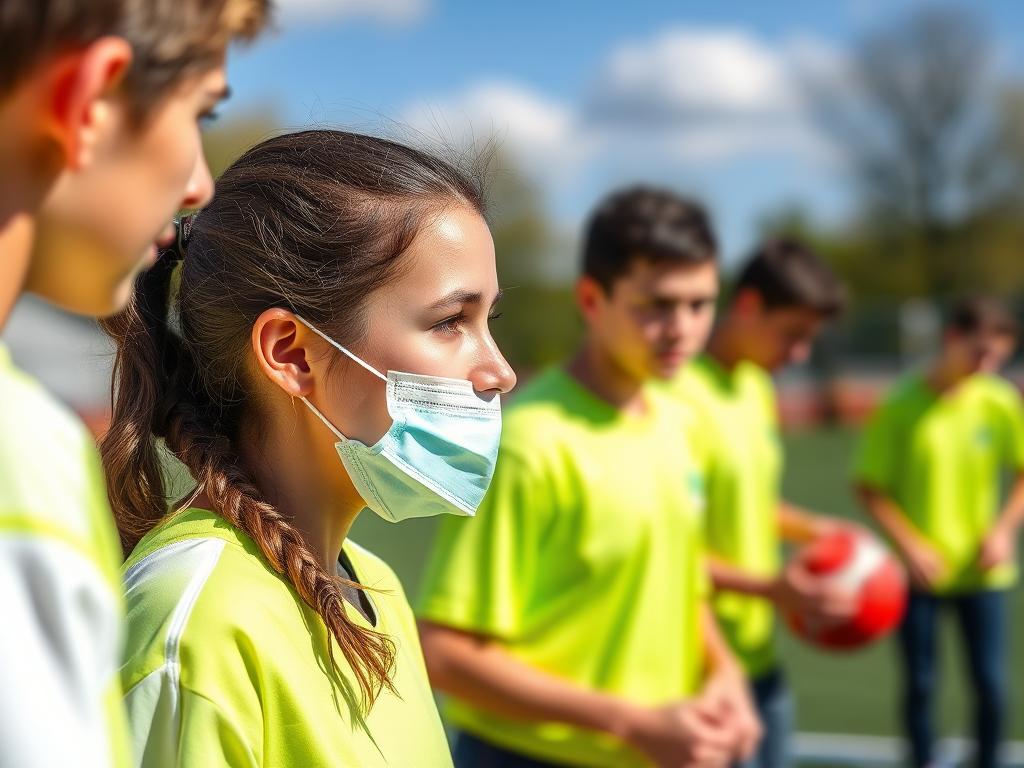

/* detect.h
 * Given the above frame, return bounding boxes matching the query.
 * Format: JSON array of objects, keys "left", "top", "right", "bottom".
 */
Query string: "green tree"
[
  {"left": 807, "top": 5, "right": 1016, "bottom": 298},
  {"left": 486, "top": 155, "right": 579, "bottom": 374},
  {"left": 201, "top": 106, "right": 282, "bottom": 178}
]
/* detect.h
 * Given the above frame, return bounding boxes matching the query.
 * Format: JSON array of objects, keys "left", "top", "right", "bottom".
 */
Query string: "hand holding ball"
[{"left": 783, "top": 528, "right": 907, "bottom": 650}]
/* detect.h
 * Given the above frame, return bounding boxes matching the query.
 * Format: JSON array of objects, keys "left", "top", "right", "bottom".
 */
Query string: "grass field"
[{"left": 349, "top": 427, "right": 1024, "bottom": 741}]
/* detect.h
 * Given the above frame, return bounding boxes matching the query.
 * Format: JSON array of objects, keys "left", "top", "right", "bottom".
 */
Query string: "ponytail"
[{"left": 100, "top": 236, "right": 185, "bottom": 553}]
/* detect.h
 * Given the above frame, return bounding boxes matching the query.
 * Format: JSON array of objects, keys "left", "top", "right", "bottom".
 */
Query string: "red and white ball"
[{"left": 784, "top": 528, "right": 907, "bottom": 650}]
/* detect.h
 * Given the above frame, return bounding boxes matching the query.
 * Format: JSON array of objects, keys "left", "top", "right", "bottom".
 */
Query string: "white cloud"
[
  {"left": 581, "top": 27, "right": 845, "bottom": 165},
  {"left": 401, "top": 27, "right": 843, "bottom": 188},
  {"left": 403, "top": 81, "right": 590, "bottom": 185},
  {"left": 586, "top": 28, "right": 799, "bottom": 125},
  {"left": 277, "top": 0, "right": 429, "bottom": 26}
]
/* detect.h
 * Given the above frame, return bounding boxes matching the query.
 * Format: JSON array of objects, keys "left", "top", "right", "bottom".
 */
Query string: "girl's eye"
[
  {"left": 488, "top": 312, "right": 504, "bottom": 322},
  {"left": 433, "top": 313, "right": 466, "bottom": 335}
]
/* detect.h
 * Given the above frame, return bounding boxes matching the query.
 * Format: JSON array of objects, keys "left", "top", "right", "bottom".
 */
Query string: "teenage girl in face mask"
[{"left": 101, "top": 129, "right": 516, "bottom": 767}]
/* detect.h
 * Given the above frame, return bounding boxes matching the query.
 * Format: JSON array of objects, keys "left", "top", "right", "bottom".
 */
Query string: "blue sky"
[{"left": 221, "top": 0, "right": 1024, "bottom": 276}]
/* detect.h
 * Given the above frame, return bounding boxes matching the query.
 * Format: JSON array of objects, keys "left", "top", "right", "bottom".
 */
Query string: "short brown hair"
[
  {"left": 582, "top": 185, "right": 717, "bottom": 291},
  {"left": 0, "top": 0, "right": 270, "bottom": 115},
  {"left": 948, "top": 296, "right": 1018, "bottom": 339},
  {"left": 581, "top": 188, "right": 716, "bottom": 292},
  {"left": 581, "top": 186, "right": 716, "bottom": 290},
  {"left": 734, "top": 238, "right": 846, "bottom": 318}
]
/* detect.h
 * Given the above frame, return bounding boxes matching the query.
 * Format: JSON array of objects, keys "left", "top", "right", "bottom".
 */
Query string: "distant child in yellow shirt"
[{"left": 855, "top": 296, "right": 1024, "bottom": 768}]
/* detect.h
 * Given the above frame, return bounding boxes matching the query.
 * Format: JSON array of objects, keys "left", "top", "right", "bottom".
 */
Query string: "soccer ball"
[{"left": 784, "top": 528, "right": 907, "bottom": 650}]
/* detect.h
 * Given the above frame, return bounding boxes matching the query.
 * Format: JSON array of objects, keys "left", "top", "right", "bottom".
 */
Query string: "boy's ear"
[
  {"left": 732, "top": 287, "right": 764, "bottom": 319},
  {"left": 40, "top": 37, "right": 132, "bottom": 170},
  {"left": 575, "top": 275, "right": 607, "bottom": 324}
]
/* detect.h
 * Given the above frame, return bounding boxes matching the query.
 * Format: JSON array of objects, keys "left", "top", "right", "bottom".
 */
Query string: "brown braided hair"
[{"left": 100, "top": 129, "right": 487, "bottom": 710}]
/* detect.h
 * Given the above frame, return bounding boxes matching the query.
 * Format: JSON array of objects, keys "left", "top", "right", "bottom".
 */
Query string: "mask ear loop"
[
  {"left": 292, "top": 314, "right": 390, "bottom": 442},
  {"left": 300, "top": 395, "right": 347, "bottom": 442},
  {"left": 294, "top": 314, "right": 388, "bottom": 382}
]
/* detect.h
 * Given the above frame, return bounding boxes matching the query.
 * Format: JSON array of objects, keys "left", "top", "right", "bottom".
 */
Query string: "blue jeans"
[
  {"left": 898, "top": 589, "right": 1008, "bottom": 768},
  {"left": 737, "top": 668, "right": 794, "bottom": 768},
  {"left": 452, "top": 731, "right": 572, "bottom": 768}
]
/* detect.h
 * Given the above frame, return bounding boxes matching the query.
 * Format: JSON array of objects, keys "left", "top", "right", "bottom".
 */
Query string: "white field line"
[{"left": 795, "top": 733, "right": 1024, "bottom": 767}]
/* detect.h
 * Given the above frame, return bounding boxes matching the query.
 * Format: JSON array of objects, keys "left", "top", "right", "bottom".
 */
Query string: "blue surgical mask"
[{"left": 295, "top": 316, "right": 502, "bottom": 523}]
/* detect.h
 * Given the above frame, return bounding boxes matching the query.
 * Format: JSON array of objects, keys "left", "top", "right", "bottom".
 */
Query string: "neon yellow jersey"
[
  {"left": 854, "top": 373, "right": 1024, "bottom": 593},
  {"left": 417, "top": 367, "right": 709, "bottom": 768},
  {"left": 0, "top": 344, "right": 130, "bottom": 768},
  {"left": 670, "top": 355, "right": 782, "bottom": 678},
  {"left": 120, "top": 507, "right": 453, "bottom": 767}
]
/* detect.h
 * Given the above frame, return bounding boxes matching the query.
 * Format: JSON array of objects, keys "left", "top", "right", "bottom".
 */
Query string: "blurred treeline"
[
  {"left": 763, "top": 6, "right": 1024, "bottom": 362},
  {"left": 202, "top": 5, "right": 1024, "bottom": 373}
]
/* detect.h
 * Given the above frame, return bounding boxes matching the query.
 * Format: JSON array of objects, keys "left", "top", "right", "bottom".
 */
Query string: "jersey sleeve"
[
  {"left": 853, "top": 398, "right": 900, "bottom": 493},
  {"left": 124, "top": 665, "right": 258, "bottom": 768},
  {"left": 416, "top": 448, "right": 554, "bottom": 641},
  {"left": 0, "top": 527, "right": 126, "bottom": 768},
  {"left": 695, "top": 549, "right": 712, "bottom": 600},
  {"left": 680, "top": 400, "right": 714, "bottom": 479},
  {"left": 995, "top": 384, "right": 1024, "bottom": 470}
]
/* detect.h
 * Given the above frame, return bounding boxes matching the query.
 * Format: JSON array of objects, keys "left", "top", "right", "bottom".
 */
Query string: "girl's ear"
[{"left": 251, "top": 308, "right": 316, "bottom": 398}]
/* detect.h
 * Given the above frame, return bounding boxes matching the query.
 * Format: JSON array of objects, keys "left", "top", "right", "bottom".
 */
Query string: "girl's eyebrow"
[
  {"left": 428, "top": 288, "right": 504, "bottom": 312},
  {"left": 427, "top": 289, "right": 482, "bottom": 312}
]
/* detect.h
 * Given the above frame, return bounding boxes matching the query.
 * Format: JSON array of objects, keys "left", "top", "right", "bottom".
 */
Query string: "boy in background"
[
  {"left": 855, "top": 296, "right": 1024, "bottom": 768},
  {"left": 418, "top": 187, "right": 760, "bottom": 768},
  {"left": 672, "top": 239, "right": 853, "bottom": 768}
]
